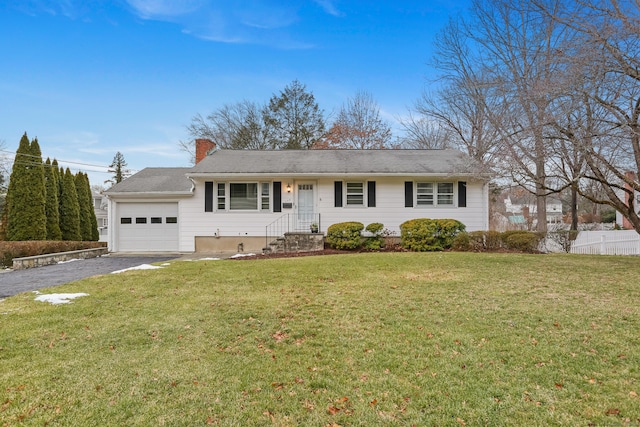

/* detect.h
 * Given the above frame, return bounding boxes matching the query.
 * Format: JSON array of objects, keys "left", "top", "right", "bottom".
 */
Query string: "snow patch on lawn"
[
  {"left": 111, "top": 264, "right": 163, "bottom": 274},
  {"left": 34, "top": 293, "right": 89, "bottom": 305},
  {"left": 229, "top": 253, "right": 256, "bottom": 259}
]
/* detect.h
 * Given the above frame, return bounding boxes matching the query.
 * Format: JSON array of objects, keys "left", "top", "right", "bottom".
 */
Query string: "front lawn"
[{"left": 1, "top": 252, "right": 639, "bottom": 426}]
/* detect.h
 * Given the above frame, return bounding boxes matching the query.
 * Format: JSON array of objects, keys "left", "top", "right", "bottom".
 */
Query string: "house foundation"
[{"left": 195, "top": 236, "right": 265, "bottom": 253}]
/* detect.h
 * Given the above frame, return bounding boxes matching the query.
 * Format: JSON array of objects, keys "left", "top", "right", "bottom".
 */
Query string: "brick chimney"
[
  {"left": 622, "top": 170, "right": 637, "bottom": 230},
  {"left": 195, "top": 138, "right": 216, "bottom": 164}
]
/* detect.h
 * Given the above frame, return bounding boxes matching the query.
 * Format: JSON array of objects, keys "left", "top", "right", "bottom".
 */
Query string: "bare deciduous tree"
[
  {"left": 396, "top": 112, "right": 451, "bottom": 150},
  {"left": 319, "top": 90, "right": 392, "bottom": 149},
  {"left": 184, "top": 100, "right": 274, "bottom": 153},
  {"left": 541, "top": 0, "right": 640, "bottom": 231}
]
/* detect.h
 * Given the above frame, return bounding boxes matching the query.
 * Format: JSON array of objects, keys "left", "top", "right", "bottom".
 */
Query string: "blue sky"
[{"left": 0, "top": 0, "right": 468, "bottom": 188}]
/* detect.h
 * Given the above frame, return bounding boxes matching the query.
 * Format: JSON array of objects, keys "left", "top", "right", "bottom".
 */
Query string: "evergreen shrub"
[
  {"left": 326, "top": 222, "right": 364, "bottom": 250},
  {"left": 364, "top": 222, "right": 385, "bottom": 250},
  {"left": 400, "top": 218, "right": 466, "bottom": 251}
]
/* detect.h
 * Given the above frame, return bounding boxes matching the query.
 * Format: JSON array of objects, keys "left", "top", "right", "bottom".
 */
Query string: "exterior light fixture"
[{"left": 286, "top": 183, "right": 292, "bottom": 193}]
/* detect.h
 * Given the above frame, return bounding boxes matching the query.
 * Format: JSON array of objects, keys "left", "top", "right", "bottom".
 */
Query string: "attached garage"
[
  {"left": 116, "top": 202, "right": 179, "bottom": 252},
  {"left": 104, "top": 167, "right": 193, "bottom": 253}
]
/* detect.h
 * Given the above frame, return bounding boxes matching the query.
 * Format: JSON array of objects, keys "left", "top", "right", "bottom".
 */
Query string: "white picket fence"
[{"left": 570, "top": 230, "right": 640, "bottom": 255}]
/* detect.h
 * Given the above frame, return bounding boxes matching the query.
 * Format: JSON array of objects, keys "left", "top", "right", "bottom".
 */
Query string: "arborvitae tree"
[
  {"left": 75, "top": 171, "right": 93, "bottom": 241},
  {"left": 84, "top": 173, "right": 100, "bottom": 241},
  {"left": 44, "top": 158, "right": 62, "bottom": 240},
  {"left": 57, "top": 164, "right": 64, "bottom": 208},
  {"left": 59, "top": 168, "right": 81, "bottom": 241},
  {"left": 4, "top": 133, "right": 47, "bottom": 240},
  {"left": 28, "top": 138, "right": 47, "bottom": 239}
]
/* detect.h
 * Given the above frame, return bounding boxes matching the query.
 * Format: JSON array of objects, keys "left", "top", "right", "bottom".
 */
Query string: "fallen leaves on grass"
[{"left": 272, "top": 331, "right": 288, "bottom": 342}]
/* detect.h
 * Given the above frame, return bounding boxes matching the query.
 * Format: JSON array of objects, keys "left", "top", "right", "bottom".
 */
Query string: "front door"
[{"left": 297, "top": 182, "right": 315, "bottom": 230}]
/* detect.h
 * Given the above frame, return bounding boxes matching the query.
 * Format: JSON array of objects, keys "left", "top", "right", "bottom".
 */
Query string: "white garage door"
[{"left": 116, "top": 203, "right": 179, "bottom": 252}]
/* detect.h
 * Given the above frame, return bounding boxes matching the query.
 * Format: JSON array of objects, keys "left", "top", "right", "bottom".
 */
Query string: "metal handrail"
[{"left": 264, "top": 213, "right": 321, "bottom": 251}]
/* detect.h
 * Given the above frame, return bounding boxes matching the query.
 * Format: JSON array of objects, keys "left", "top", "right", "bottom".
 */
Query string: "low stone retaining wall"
[{"left": 12, "top": 247, "right": 109, "bottom": 270}]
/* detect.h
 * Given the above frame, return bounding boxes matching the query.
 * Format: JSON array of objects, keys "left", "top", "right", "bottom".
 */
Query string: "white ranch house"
[{"left": 104, "top": 141, "right": 490, "bottom": 253}]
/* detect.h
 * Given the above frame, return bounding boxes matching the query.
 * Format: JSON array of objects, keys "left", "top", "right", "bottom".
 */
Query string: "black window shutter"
[
  {"left": 334, "top": 181, "right": 343, "bottom": 207},
  {"left": 404, "top": 181, "right": 413, "bottom": 207},
  {"left": 205, "top": 181, "right": 214, "bottom": 212},
  {"left": 367, "top": 181, "right": 376, "bottom": 207},
  {"left": 273, "top": 182, "right": 282, "bottom": 213},
  {"left": 458, "top": 181, "right": 467, "bottom": 207}
]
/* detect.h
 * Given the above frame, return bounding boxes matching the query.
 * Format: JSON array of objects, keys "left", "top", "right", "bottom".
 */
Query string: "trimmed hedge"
[
  {"left": 400, "top": 218, "right": 466, "bottom": 251},
  {"left": 0, "top": 240, "right": 106, "bottom": 268}
]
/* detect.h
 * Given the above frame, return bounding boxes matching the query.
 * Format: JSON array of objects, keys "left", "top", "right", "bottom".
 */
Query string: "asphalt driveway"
[{"left": 0, "top": 255, "right": 178, "bottom": 299}]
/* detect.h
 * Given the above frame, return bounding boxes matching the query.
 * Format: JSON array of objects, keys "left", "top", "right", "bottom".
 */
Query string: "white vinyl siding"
[{"left": 169, "top": 176, "right": 488, "bottom": 253}]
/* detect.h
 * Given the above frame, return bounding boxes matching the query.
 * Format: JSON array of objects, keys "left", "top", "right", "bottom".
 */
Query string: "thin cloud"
[
  {"left": 124, "top": 0, "right": 320, "bottom": 48},
  {"left": 313, "top": 0, "right": 344, "bottom": 17},
  {"left": 8, "top": 0, "right": 95, "bottom": 19},
  {"left": 124, "top": 0, "right": 207, "bottom": 18},
  {"left": 10, "top": 1, "right": 338, "bottom": 49}
]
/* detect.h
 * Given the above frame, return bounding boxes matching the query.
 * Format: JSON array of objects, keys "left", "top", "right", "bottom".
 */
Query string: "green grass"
[{"left": 1, "top": 252, "right": 639, "bottom": 426}]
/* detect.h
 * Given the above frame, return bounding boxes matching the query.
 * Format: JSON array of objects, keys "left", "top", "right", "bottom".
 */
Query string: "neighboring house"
[
  {"left": 92, "top": 192, "right": 109, "bottom": 242},
  {"left": 104, "top": 140, "right": 490, "bottom": 253},
  {"left": 503, "top": 193, "right": 563, "bottom": 227}
]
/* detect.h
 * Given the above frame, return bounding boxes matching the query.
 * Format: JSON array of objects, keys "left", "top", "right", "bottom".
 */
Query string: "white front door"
[{"left": 297, "top": 182, "right": 315, "bottom": 230}]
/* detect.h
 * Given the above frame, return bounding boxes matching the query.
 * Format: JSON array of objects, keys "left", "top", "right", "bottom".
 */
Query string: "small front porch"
[{"left": 263, "top": 213, "right": 324, "bottom": 254}]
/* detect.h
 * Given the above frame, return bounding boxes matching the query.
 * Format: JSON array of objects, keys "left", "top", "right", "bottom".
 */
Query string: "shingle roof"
[
  {"left": 105, "top": 150, "right": 486, "bottom": 195},
  {"left": 104, "top": 168, "right": 192, "bottom": 195},
  {"left": 189, "top": 149, "right": 479, "bottom": 176}
]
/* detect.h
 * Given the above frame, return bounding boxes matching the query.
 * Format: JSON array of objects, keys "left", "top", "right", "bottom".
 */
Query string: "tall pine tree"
[
  {"left": 44, "top": 158, "right": 62, "bottom": 240},
  {"left": 4, "top": 133, "right": 47, "bottom": 240},
  {"left": 59, "top": 168, "right": 81, "bottom": 241}
]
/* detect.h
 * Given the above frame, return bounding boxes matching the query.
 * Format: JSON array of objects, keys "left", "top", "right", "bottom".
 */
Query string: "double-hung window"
[
  {"left": 415, "top": 182, "right": 454, "bottom": 207},
  {"left": 437, "top": 183, "right": 454, "bottom": 205},
  {"left": 217, "top": 183, "right": 226, "bottom": 210},
  {"left": 346, "top": 182, "right": 364, "bottom": 206},
  {"left": 261, "top": 183, "right": 270, "bottom": 210},
  {"left": 416, "top": 183, "right": 434, "bottom": 206}
]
